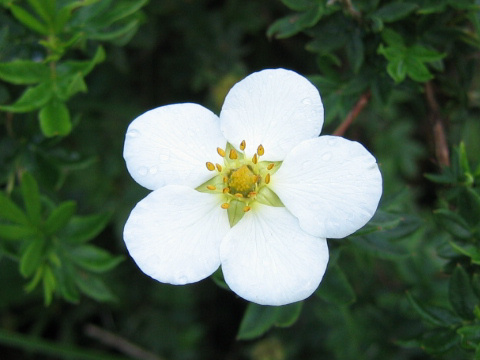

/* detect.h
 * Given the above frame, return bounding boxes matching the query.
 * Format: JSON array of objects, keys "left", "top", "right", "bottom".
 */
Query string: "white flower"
[{"left": 123, "top": 69, "right": 382, "bottom": 306}]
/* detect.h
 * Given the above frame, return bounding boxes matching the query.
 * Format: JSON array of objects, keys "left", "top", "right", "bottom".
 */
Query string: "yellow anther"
[
  {"left": 235, "top": 193, "right": 243, "bottom": 198},
  {"left": 243, "top": 206, "right": 251, "bottom": 212},
  {"left": 248, "top": 192, "right": 257, "bottom": 198},
  {"left": 267, "top": 163, "right": 274, "bottom": 170},
  {"left": 257, "top": 144, "right": 264, "bottom": 156},
  {"left": 252, "top": 153, "right": 258, "bottom": 164},
  {"left": 221, "top": 203, "right": 230, "bottom": 209},
  {"left": 207, "top": 185, "right": 216, "bottom": 190},
  {"left": 223, "top": 187, "right": 230, "bottom": 194},
  {"left": 216, "top": 163, "right": 222, "bottom": 172},
  {"left": 229, "top": 149, "right": 238, "bottom": 159},
  {"left": 240, "top": 140, "right": 246, "bottom": 151},
  {"left": 206, "top": 162, "right": 215, "bottom": 171},
  {"left": 217, "top": 147, "right": 226, "bottom": 157},
  {"left": 265, "top": 173, "right": 271, "bottom": 184},
  {"left": 223, "top": 176, "right": 228, "bottom": 183}
]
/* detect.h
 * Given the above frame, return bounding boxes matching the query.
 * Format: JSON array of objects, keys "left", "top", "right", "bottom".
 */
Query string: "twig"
[
  {"left": 333, "top": 90, "right": 371, "bottom": 137},
  {"left": 84, "top": 324, "right": 166, "bottom": 360},
  {"left": 425, "top": 82, "right": 450, "bottom": 167}
]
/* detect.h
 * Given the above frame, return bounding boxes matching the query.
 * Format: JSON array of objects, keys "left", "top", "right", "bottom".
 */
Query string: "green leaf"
[
  {"left": 280, "top": 0, "right": 317, "bottom": 11},
  {"left": 19, "top": 240, "right": 44, "bottom": 277},
  {"left": 449, "top": 265, "right": 478, "bottom": 320},
  {"left": 39, "top": 100, "right": 72, "bottom": 137},
  {"left": 0, "top": 224, "right": 37, "bottom": 240},
  {"left": 434, "top": 208, "right": 472, "bottom": 239},
  {"left": 70, "top": 245, "right": 123, "bottom": 273},
  {"left": 87, "top": 19, "right": 139, "bottom": 42},
  {"left": 449, "top": 242, "right": 480, "bottom": 265},
  {"left": 27, "top": 0, "right": 54, "bottom": 24},
  {"left": 58, "top": 46, "right": 106, "bottom": 78},
  {"left": 64, "top": 72, "right": 88, "bottom": 99},
  {"left": 42, "top": 265, "right": 56, "bottom": 305},
  {"left": 211, "top": 268, "right": 229, "bottom": 290},
  {"left": 21, "top": 172, "right": 42, "bottom": 225},
  {"left": 409, "top": 45, "right": 446, "bottom": 62},
  {"left": 56, "top": 262, "right": 80, "bottom": 303},
  {"left": 267, "top": 4, "right": 324, "bottom": 39},
  {"left": 458, "top": 324, "right": 480, "bottom": 350},
  {"left": 237, "top": 302, "right": 303, "bottom": 340},
  {"left": 0, "top": 60, "right": 49, "bottom": 85},
  {"left": 60, "top": 212, "right": 111, "bottom": 244},
  {"left": 43, "top": 201, "right": 76, "bottom": 235},
  {"left": 91, "top": 0, "right": 148, "bottom": 27},
  {"left": 0, "top": 192, "right": 29, "bottom": 225},
  {"left": 386, "top": 58, "right": 407, "bottom": 83},
  {"left": 421, "top": 328, "right": 460, "bottom": 354},
  {"left": 74, "top": 271, "right": 116, "bottom": 302},
  {"left": 9, "top": 4, "right": 49, "bottom": 35},
  {"left": 406, "top": 292, "right": 460, "bottom": 327},
  {"left": 315, "top": 264, "right": 356, "bottom": 305},
  {"left": 0, "top": 82, "right": 52, "bottom": 113},
  {"left": 227, "top": 200, "right": 245, "bottom": 227},
  {"left": 373, "top": 2, "right": 418, "bottom": 23},
  {"left": 350, "top": 234, "right": 408, "bottom": 260},
  {"left": 405, "top": 56, "right": 433, "bottom": 82}
]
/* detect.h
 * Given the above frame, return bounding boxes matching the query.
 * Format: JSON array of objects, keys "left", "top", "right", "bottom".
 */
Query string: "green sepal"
[
  {"left": 195, "top": 173, "right": 225, "bottom": 193},
  {"left": 256, "top": 160, "right": 282, "bottom": 175},
  {"left": 224, "top": 142, "right": 245, "bottom": 162},
  {"left": 256, "top": 186, "right": 284, "bottom": 207},
  {"left": 227, "top": 200, "right": 245, "bottom": 227}
]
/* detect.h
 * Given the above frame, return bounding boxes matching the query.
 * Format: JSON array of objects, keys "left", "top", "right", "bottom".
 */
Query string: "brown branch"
[
  {"left": 84, "top": 324, "right": 166, "bottom": 360},
  {"left": 425, "top": 82, "right": 450, "bottom": 167},
  {"left": 333, "top": 90, "right": 371, "bottom": 137}
]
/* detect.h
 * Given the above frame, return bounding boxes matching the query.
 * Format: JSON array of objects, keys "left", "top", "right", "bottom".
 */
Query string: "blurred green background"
[{"left": 1, "top": 0, "right": 480, "bottom": 359}]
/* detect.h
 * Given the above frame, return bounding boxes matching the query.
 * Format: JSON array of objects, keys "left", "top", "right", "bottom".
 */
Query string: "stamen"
[
  {"left": 240, "top": 140, "right": 246, "bottom": 151},
  {"left": 216, "top": 163, "right": 222, "bottom": 172},
  {"left": 252, "top": 153, "right": 258, "bottom": 164},
  {"left": 221, "top": 203, "right": 230, "bottom": 209},
  {"left": 229, "top": 149, "right": 238, "bottom": 159},
  {"left": 206, "top": 162, "right": 215, "bottom": 171},
  {"left": 217, "top": 147, "right": 226, "bottom": 157},
  {"left": 243, "top": 206, "right": 251, "bottom": 212},
  {"left": 257, "top": 144, "right": 264, "bottom": 156},
  {"left": 235, "top": 193, "right": 243, "bottom": 198},
  {"left": 223, "top": 176, "right": 228, "bottom": 183},
  {"left": 265, "top": 173, "right": 271, "bottom": 184},
  {"left": 207, "top": 185, "right": 216, "bottom": 190},
  {"left": 267, "top": 163, "right": 274, "bottom": 170},
  {"left": 223, "top": 187, "right": 230, "bottom": 193},
  {"left": 248, "top": 192, "right": 257, "bottom": 198}
]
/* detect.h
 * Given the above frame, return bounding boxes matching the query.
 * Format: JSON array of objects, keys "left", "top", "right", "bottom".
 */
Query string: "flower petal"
[
  {"left": 271, "top": 136, "right": 382, "bottom": 239},
  {"left": 220, "top": 69, "right": 324, "bottom": 160},
  {"left": 220, "top": 205, "right": 329, "bottom": 306},
  {"left": 123, "top": 185, "right": 230, "bottom": 285},
  {"left": 124, "top": 103, "right": 226, "bottom": 190}
]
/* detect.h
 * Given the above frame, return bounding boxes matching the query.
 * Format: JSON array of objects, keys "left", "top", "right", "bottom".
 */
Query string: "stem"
[
  {"left": 333, "top": 90, "right": 371, "bottom": 137},
  {"left": 425, "top": 82, "right": 450, "bottom": 167},
  {"left": 84, "top": 324, "right": 166, "bottom": 360}
]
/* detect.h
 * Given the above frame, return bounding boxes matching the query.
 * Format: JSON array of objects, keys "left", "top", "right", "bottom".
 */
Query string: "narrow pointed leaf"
[
  {"left": 0, "top": 60, "right": 49, "bottom": 84},
  {"left": 0, "top": 192, "right": 29, "bottom": 225},
  {"left": 43, "top": 201, "right": 76, "bottom": 235},
  {"left": 0, "top": 82, "right": 52, "bottom": 113},
  {"left": 21, "top": 172, "right": 42, "bottom": 225}
]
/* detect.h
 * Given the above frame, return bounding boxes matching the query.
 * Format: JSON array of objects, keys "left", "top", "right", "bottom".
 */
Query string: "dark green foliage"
[{"left": 0, "top": 0, "right": 479, "bottom": 359}]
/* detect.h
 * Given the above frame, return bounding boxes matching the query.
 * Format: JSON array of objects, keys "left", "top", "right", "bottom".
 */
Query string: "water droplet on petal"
[
  {"left": 302, "top": 98, "right": 312, "bottom": 105},
  {"left": 149, "top": 166, "right": 158, "bottom": 174},
  {"left": 321, "top": 152, "right": 332, "bottom": 161},
  {"left": 127, "top": 129, "right": 140, "bottom": 138},
  {"left": 177, "top": 276, "right": 188, "bottom": 285},
  {"left": 138, "top": 167, "right": 148, "bottom": 176}
]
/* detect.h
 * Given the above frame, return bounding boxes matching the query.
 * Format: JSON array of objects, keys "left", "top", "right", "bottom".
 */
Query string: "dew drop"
[
  {"left": 177, "top": 276, "right": 188, "bottom": 285},
  {"left": 138, "top": 167, "right": 148, "bottom": 176},
  {"left": 149, "top": 166, "right": 158, "bottom": 174},
  {"left": 302, "top": 97, "right": 312, "bottom": 105},
  {"left": 321, "top": 152, "right": 332, "bottom": 161},
  {"left": 127, "top": 129, "right": 140, "bottom": 138}
]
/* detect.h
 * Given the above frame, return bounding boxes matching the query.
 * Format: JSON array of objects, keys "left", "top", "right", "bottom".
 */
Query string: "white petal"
[
  {"left": 220, "top": 205, "right": 329, "bottom": 306},
  {"left": 123, "top": 185, "right": 230, "bottom": 285},
  {"left": 220, "top": 69, "right": 324, "bottom": 160},
  {"left": 124, "top": 103, "right": 226, "bottom": 190},
  {"left": 271, "top": 136, "right": 382, "bottom": 239}
]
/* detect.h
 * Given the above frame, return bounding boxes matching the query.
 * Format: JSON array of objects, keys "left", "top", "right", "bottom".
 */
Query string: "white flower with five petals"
[{"left": 123, "top": 68, "right": 382, "bottom": 306}]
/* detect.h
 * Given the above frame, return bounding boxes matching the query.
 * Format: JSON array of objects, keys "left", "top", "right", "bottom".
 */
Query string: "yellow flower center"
[{"left": 228, "top": 165, "right": 258, "bottom": 197}]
